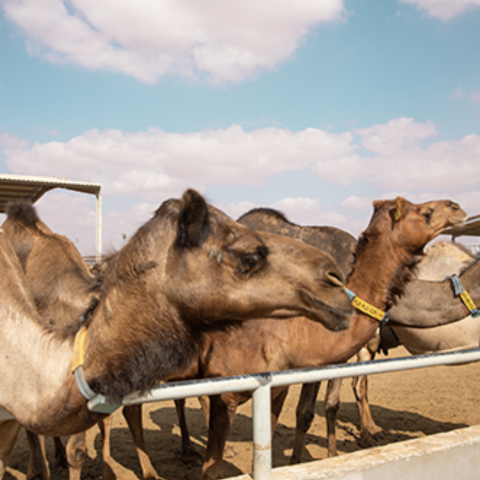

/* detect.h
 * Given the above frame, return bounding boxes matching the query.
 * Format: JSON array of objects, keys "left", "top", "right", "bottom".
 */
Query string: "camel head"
[
  {"left": 368, "top": 197, "right": 466, "bottom": 255},
  {"left": 2, "top": 201, "right": 100, "bottom": 335},
  {"left": 120, "top": 189, "right": 353, "bottom": 332}
]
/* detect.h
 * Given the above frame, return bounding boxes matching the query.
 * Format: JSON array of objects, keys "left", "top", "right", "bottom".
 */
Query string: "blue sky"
[{"left": 1, "top": 0, "right": 480, "bottom": 254}]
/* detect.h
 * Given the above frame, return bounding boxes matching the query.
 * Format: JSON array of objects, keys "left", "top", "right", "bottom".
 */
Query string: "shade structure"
[{"left": 0, "top": 174, "right": 102, "bottom": 261}]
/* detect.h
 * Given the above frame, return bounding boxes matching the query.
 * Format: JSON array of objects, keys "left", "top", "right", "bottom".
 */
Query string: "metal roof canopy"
[
  {"left": 443, "top": 214, "right": 480, "bottom": 239},
  {"left": 0, "top": 174, "right": 102, "bottom": 261}
]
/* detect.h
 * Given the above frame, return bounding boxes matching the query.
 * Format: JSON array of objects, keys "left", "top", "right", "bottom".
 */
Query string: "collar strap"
[
  {"left": 345, "top": 287, "right": 389, "bottom": 325},
  {"left": 73, "top": 326, "right": 96, "bottom": 400},
  {"left": 450, "top": 275, "right": 480, "bottom": 318}
]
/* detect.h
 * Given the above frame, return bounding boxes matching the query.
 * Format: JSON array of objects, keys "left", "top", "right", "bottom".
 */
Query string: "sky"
[{"left": 1, "top": 0, "right": 480, "bottom": 255}]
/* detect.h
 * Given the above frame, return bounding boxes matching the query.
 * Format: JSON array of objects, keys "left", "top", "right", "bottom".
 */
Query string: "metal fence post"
[{"left": 252, "top": 374, "right": 272, "bottom": 480}]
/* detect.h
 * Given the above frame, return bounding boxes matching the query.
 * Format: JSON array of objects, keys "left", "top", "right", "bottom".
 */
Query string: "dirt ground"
[{"left": 6, "top": 346, "right": 480, "bottom": 480}]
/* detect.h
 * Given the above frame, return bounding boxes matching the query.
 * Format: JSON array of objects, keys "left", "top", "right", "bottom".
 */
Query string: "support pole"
[
  {"left": 252, "top": 374, "right": 272, "bottom": 480},
  {"left": 96, "top": 192, "right": 102, "bottom": 263}
]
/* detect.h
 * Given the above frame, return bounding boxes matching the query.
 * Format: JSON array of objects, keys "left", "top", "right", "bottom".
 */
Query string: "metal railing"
[{"left": 87, "top": 347, "right": 480, "bottom": 480}]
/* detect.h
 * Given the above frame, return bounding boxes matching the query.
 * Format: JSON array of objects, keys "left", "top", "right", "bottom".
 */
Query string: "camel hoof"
[
  {"left": 359, "top": 432, "right": 378, "bottom": 448},
  {"left": 29, "top": 475, "right": 45, "bottom": 480},
  {"left": 181, "top": 447, "right": 203, "bottom": 466}
]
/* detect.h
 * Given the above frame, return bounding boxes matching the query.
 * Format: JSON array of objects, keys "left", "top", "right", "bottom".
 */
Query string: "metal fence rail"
[{"left": 87, "top": 347, "right": 480, "bottom": 480}]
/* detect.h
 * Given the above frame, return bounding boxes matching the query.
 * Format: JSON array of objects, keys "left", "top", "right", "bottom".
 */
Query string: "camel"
[
  {"left": 91, "top": 207, "right": 358, "bottom": 480},
  {"left": 314, "top": 240, "right": 478, "bottom": 460},
  {"left": 0, "top": 189, "right": 355, "bottom": 477},
  {"left": 0, "top": 200, "right": 102, "bottom": 480},
  {"left": 324, "top": 241, "right": 480, "bottom": 457},
  {"left": 135, "top": 197, "right": 465, "bottom": 480},
  {"left": 237, "top": 207, "right": 357, "bottom": 278}
]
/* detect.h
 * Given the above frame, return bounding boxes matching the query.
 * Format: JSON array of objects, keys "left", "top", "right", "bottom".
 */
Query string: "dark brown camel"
[
  {"left": 237, "top": 207, "right": 357, "bottom": 278},
  {"left": 116, "top": 197, "right": 466, "bottom": 480},
  {"left": 0, "top": 189, "right": 354, "bottom": 477}
]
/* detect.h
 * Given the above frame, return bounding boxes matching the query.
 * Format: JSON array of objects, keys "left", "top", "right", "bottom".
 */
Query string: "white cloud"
[
  {"left": 25, "top": 190, "right": 158, "bottom": 255},
  {"left": 354, "top": 118, "right": 480, "bottom": 193},
  {"left": 270, "top": 196, "right": 347, "bottom": 227},
  {"left": 341, "top": 196, "right": 373, "bottom": 212},
  {"left": 1, "top": 0, "right": 345, "bottom": 84},
  {"left": 471, "top": 90, "right": 480, "bottom": 105},
  {"left": 216, "top": 200, "right": 257, "bottom": 222},
  {"left": 400, "top": 0, "right": 480, "bottom": 20},
  {"left": 3, "top": 119, "right": 479, "bottom": 200},
  {"left": 2, "top": 117, "right": 479, "bottom": 251},
  {"left": 0, "top": 125, "right": 359, "bottom": 200},
  {"left": 451, "top": 86, "right": 466, "bottom": 100}
]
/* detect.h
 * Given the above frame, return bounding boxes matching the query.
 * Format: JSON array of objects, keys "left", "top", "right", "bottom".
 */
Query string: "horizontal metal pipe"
[{"left": 113, "top": 348, "right": 480, "bottom": 409}]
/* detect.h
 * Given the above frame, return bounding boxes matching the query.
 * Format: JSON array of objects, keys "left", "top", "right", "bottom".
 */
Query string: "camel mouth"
[
  {"left": 299, "top": 290, "right": 353, "bottom": 332},
  {"left": 449, "top": 215, "right": 467, "bottom": 227}
]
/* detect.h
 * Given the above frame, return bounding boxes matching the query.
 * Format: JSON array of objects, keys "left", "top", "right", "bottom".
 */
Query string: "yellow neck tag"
[
  {"left": 73, "top": 326, "right": 87, "bottom": 372},
  {"left": 352, "top": 296, "right": 386, "bottom": 322},
  {"left": 393, "top": 207, "right": 401, "bottom": 222},
  {"left": 460, "top": 291, "right": 478, "bottom": 315}
]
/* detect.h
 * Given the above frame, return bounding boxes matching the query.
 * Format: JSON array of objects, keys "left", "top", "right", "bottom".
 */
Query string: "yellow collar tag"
[
  {"left": 393, "top": 207, "right": 401, "bottom": 222},
  {"left": 73, "top": 326, "right": 87, "bottom": 372},
  {"left": 460, "top": 290, "right": 478, "bottom": 315},
  {"left": 352, "top": 296, "right": 386, "bottom": 322}
]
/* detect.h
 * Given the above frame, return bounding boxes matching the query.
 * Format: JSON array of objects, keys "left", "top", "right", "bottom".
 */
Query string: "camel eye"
[
  {"left": 236, "top": 246, "right": 268, "bottom": 277},
  {"left": 422, "top": 210, "right": 433, "bottom": 223}
]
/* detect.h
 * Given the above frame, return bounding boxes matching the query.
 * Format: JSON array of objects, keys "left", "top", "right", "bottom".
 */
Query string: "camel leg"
[
  {"left": 202, "top": 393, "right": 239, "bottom": 480},
  {"left": 290, "top": 382, "right": 321, "bottom": 465},
  {"left": 271, "top": 387, "right": 289, "bottom": 435},
  {"left": 198, "top": 395, "right": 210, "bottom": 427},
  {"left": 53, "top": 437, "right": 68, "bottom": 469},
  {"left": 97, "top": 417, "right": 116, "bottom": 480},
  {"left": 352, "top": 348, "right": 383, "bottom": 448},
  {"left": 122, "top": 406, "right": 160, "bottom": 480},
  {"left": 0, "top": 420, "right": 22, "bottom": 480},
  {"left": 174, "top": 399, "right": 202, "bottom": 461},
  {"left": 198, "top": 395, "right": 238, "bottom": 460},
  {"left": 26, "top": 431, "right": 49, "bottom": 480},
  {"left": 65, "top": 432, "right": 87, "bottom": 480},
  {"left": 325, "top": 378, "right": 342, "bottom": 457}
]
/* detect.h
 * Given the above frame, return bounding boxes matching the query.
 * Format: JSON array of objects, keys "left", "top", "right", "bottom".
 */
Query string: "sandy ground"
[{"left": 6, "top": 346, "right": 480, "bottom": 480}]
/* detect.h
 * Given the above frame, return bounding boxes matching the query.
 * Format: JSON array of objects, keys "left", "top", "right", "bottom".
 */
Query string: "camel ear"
[
  {"left": 6, "top": 201, "right": 39, "bottom": 228},
  {"left": 391, "top": 197, "right": 407, "bottom": 223},
  {"left": 176, "top": 189, "right": 210, "bottom": 248}
]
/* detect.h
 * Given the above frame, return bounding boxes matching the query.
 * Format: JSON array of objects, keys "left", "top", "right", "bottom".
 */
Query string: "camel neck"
[
  {"left": 0, "top": 306, "right": 81, "bottom": 433},
  {"left": 83, "top": 281, "right": 197, "bottom": 401},
  {"left": 322, "top": 236, "right": 413, "bottom": 363}
]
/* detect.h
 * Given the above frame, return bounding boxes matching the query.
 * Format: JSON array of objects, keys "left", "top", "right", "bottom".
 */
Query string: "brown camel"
[
  {"left": 117, "top": 197, "right": 465, "bottom": 480},
  {"left": 0, "top": 189, "right": 354, "bottom": 476},
  {"left": 91, "top": 207, "right": 358, "bottom": 480},
  {"left": 199, "top": 197, "right": 466, "bottom": 480},
  {"left": 326, "top": 242, "right": 480, "bottom": 456},
  {"left": 316, "top": 240, "right": 477, "bottom": 460}
]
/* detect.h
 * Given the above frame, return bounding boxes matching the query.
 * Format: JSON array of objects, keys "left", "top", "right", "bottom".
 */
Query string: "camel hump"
[
  {"left": 238, "top": 207, "right": 296, "bottom": 226},
  {"left": 5, "top": 200, "right": 40, "bottom": 227}
]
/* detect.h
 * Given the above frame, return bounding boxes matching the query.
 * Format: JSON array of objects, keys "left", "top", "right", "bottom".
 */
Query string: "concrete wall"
[{"left": 231, "top": 425, "right": 480, "bottom": 480}]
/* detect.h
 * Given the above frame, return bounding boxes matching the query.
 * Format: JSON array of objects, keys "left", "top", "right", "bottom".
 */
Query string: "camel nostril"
[{"left": 326, "top": 271, "right": 344, "bottom": 287}]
